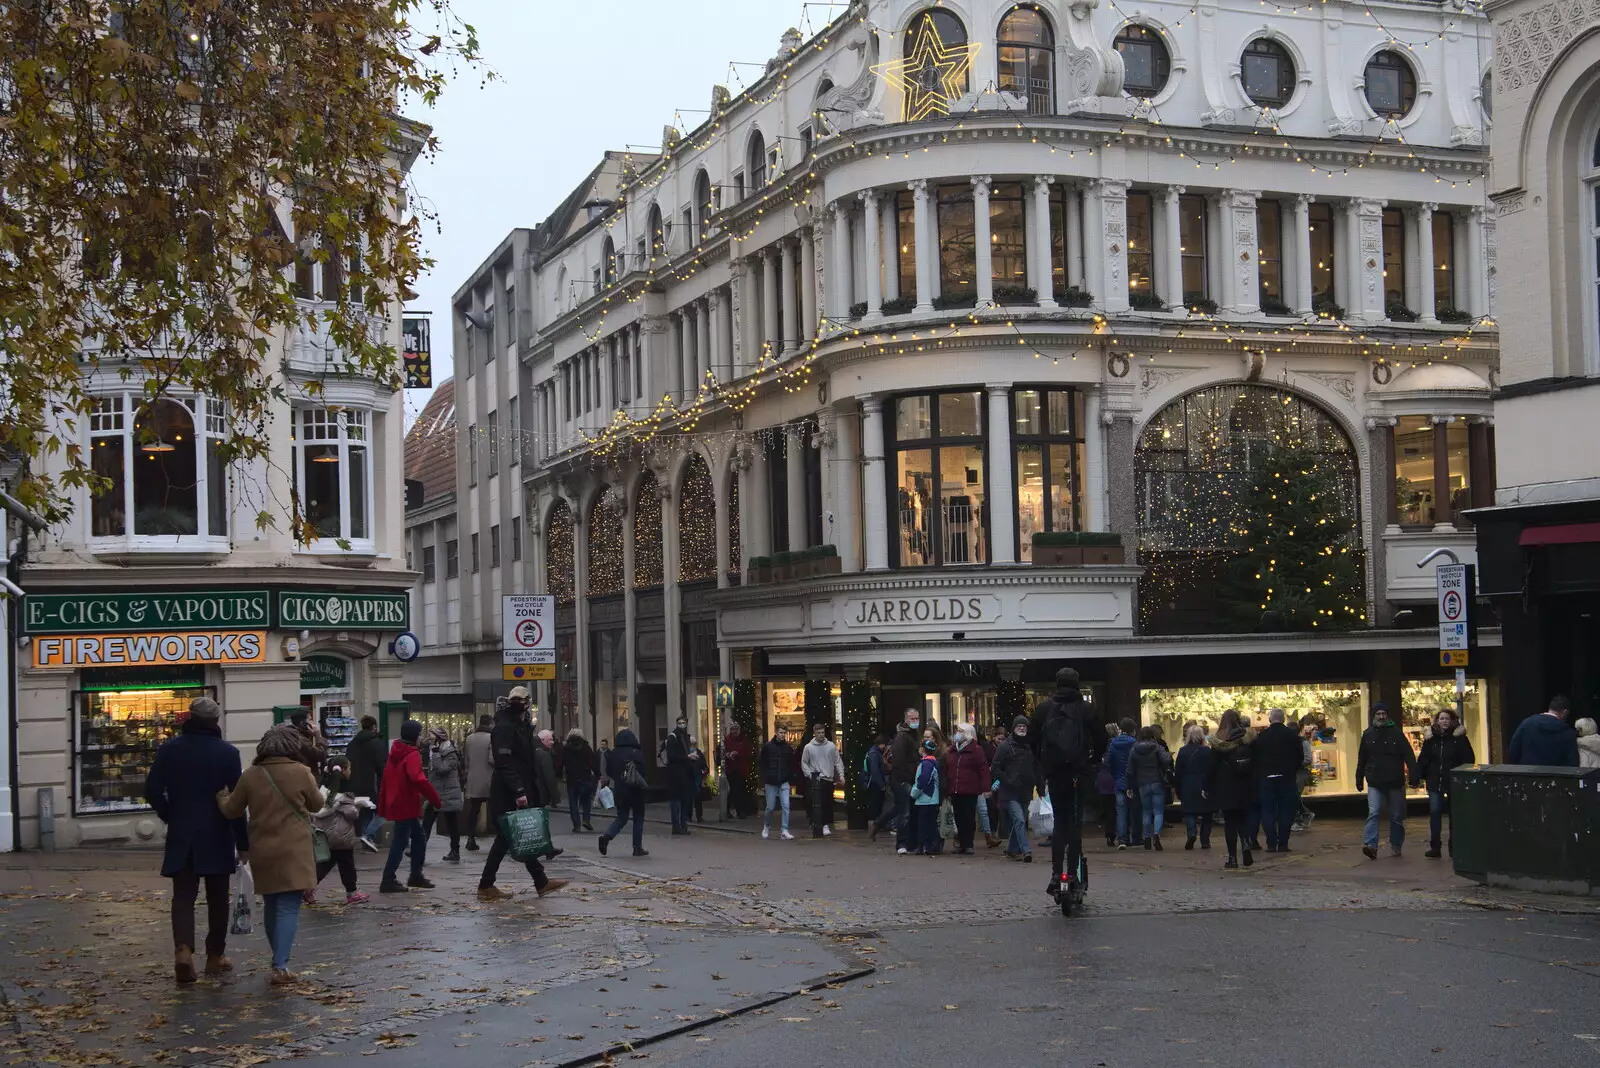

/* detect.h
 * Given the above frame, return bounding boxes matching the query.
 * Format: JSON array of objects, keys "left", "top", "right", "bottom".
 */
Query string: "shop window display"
[{"left": 75, "top": 684, "right": 215, "bottom": 814}]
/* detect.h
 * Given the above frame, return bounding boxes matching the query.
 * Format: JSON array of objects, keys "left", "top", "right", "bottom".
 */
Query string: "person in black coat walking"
[
  {"left": 476, "top": 689, "right": 568, "bottom": 901},
  {"left": 1205, "top": 709, "right": 1257, "bottom": 870},
  {"left": 345, "top": 716, "right": 388, "bottom": 846},
  {"left": 1412, "top": 708, "right": 1476, "bottom": 858},
  {"left": 1253, "top": 708, "right": 1306, "bottom": 852},
  {"left": 1356, "top": 702, "right": 1418, "bottom": 860},
  {"left": 599, "top": 728, "right": 649, "bottom": 857},
  {"left": 144, "top": 697, "right": 248, "bottom": 984},
  {"left": 759, "top": 728, "right": 795, "bottom": 840},
  {"left": 664, "top": 716, "right": 693, "bottom": 835},
  {"left": 562, "top": 730, "right": 598, "bottom": 833},
  {"left": 989, "top": 716, "right": 1037, "bottom": 860},
  {"left": 1174, "top": 725, "right": 1215, "bottom": 850}
]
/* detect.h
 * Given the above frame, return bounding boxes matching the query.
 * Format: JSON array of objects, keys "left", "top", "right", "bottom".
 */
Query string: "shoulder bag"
[{"left": 264, "top": 766, "right": 333, "bottom": 864}]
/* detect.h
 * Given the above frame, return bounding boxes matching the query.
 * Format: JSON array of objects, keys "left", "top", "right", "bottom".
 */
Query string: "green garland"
[
  {"left": 733, "top": 679, "right": 760, "bottom": 799},
  {"left": 842, "top": 679, "right": 874, "bottom": 829}
]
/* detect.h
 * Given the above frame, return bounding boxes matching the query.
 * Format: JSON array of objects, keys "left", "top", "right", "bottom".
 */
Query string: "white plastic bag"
[
  {"left": 595, "top": 784, "right": 615, "bottom": 812},
  {"left": 229, "top": 861, "right": 255, "bottom": 935},
  {"left": 1029, "top": 795, "right": 1055, "bottom": 839}
]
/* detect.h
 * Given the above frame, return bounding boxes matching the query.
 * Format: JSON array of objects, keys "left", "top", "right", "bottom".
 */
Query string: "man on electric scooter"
[{"left": 1029, "top": 667, "right": 1106, "bottom": 906}]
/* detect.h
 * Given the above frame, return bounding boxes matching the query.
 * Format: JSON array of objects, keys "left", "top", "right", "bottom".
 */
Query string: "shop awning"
[{"left": 1518, "top": 522, "right": 1600, "bottom": 547}]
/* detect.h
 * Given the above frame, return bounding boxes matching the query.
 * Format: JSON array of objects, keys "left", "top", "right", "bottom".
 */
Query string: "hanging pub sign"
[{"left": 402, "top": 314, "right": 432, "bottom": 389}]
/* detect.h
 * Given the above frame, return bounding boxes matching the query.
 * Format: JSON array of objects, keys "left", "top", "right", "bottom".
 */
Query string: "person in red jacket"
[
  {"left": 378, "top": 720, "right": 443, "bottom": 894},
  {"left": 944, "top": 723, "right": 992, "bottom": 855},
  {"left": 722, "top": 725, "right": 753, "bottom": 818}
]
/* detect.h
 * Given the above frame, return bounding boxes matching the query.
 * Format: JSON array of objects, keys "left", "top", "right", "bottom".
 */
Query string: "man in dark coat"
[
  {"left": 345, "top": 715, "right": 388, "bottom": 849},
  {"left": 759, "top": 726, "right": 795, "bottom": 840},
  {"left": 1507, "top": 695, "right": 1580, "bottom": 767},
  {"left": 1356, "top": 702, "right": 1418, "bottom": 860},
  {"left": 1253, "top": 708, "right": 1305, "bottom": 853},
  {"left": 476, "top": 688, "right": 567, "bottom": 902},
  {"left": 600, "top": 728, "right": 649, "bottom": 857},
  {"left": 664, "top": 715, "right": 692, "bottom": 835},
  {"left": 889, "top": 708, "right": 922, "bottom": 854},
  {"left": 1030, "top": 667, "right": 1106, "bottom": 897},
  {"left": 144, "top": 696, "right": 248, "bottom": 983}
]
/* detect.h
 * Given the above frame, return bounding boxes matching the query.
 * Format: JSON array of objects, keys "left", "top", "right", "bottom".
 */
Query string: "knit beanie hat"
[{"left": 401, "top": 720, "right": 423, "bottom": 743}]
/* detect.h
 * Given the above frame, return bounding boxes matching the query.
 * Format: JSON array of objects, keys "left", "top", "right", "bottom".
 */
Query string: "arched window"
[
  {"left": 678, "top": 455, "right": 718, "bottom": 582},
  {"left": 694, "top": 169, "right": 714, "bottom": 241},
  {"left": 633, "top": 471, "right": 663, "bottom": 588},
  {"left": 1240, "top": 38, "right": 1296, "bottom": 109},
  {"left": 1363, "top": 51, "right": 1416, "bottom": 120},
  {"left": 90, "top": 394, "right": 229, "bottom": 543},
  {"left": 587, "top": 487, "right": 625, "bottom": 597},
  {"left": 812, "top": 78, "right": 835, "bottom": 133},
  {"left": 546, "top": 498, "right": 575, "bottom": 606},
  {"left": 600, "top": 236, "right": 616, "bottom": 287},
  {"left": 998, "top": 6, "right": 1054, "bottom": 115},
  {"left": 747, "top": 130, "right": 767, "bottom": 190},
  {"left": 1135, "top": 385, "right": 1360, "bottom": 631},
  {"left": 1586, "top": 128, "right": 1600, "bottom": 367},
  {"left": 1480, "top": 70, "right": 1492, "bottom": 123},
  {"left": 901, "top": 9, "right": 970, "bottom": 120},
  {"left": 646, "top": 204, "right": 665, "bottom": 260},
  {"left": 555, "top": 265, "right": 569, "bottom": 312},
  {"left": 1115, "top": 24, "right": 1171, "bottom": 97}
]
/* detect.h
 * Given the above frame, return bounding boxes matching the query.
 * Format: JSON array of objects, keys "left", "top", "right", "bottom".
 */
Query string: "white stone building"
[{"left": 448, "top": 0, "right": 1502, "bottom": 799}]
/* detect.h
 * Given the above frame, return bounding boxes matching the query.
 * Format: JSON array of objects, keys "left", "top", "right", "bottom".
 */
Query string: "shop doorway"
[{"left": 299, "top": 655, "right": 357, "bottom": 752}]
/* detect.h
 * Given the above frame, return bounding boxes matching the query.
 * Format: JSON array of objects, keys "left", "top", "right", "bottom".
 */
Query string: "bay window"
[
  {"left": 989, "top": 181, "right": 1028, "bottom": 291},
  {"left": 1179, "top": 194, "right": 1208, "bottom": 304},
  {"left": 1382, "top": 208, "right": 1406, "bottom": 309},
  {"left": 1310, "top": 202, "right": 1338, "bottom": 308},
  {"left": 89, "top": 393, "right": 228, "bottom": 545},
  {"left": 1432, "top": 211, "right": 1457, "bottom": 313},
  {"left": 1257, "top": 200, "right": 1284, "bottom": 309},
  {"left": 293, "top": 407, "right": 373, "bottom": 549},
  {"left": 937, "top": 183, "right": 976, "bottom": 296},
  {"left": 1392, "top": 415, "right": 1478, "bottom": 528},
  {"left": 890, "top": 391, "right": 987, "bottom": 567},
  {"left": 1013, "top": 389, "right": 1085, "bottom": 562},
  {"left": 1126, "top": 192, "right": 1154, "bottom": 301}
]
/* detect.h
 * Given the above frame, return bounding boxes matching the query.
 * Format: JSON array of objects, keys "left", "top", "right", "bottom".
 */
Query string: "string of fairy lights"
[{"left": 433, "top": 0, "right": 1499, "bottom": 600}]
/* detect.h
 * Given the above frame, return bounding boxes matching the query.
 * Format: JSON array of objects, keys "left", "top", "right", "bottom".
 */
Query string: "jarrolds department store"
[{"left": 15, "top": 586, "right": 413, "bottom": 849}]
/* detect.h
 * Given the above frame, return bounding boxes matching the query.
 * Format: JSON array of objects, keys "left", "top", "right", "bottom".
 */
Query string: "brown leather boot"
[
  {"left": 536, "top": 879, "right": 568, "bottom": 898},
  {"left": 174, "top": 945, "right": 197, "bottom": 985},
  {"left": 204, "top": 954, "right": 232, "bottom": 976}
]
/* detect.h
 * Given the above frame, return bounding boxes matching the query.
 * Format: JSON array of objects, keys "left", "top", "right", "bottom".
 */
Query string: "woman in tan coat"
[{"left": 217, "top": 725, "right": 325, "bottom": 984}]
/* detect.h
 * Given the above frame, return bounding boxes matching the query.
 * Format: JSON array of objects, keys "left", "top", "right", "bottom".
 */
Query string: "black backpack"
[{"left": 1041, "top": 705, "right": 1087, "bottom": 770}]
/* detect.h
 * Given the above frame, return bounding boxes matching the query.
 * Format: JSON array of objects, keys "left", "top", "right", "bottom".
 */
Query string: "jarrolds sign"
[{"left": 846, "top": 596, "right": 993, "bottom": 627}]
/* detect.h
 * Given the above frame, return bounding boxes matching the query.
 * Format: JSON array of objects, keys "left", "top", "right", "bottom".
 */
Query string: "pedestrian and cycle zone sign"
[
  {"left": 1436, "top": 563, "right": 1471, "bottom": 667},
  {"left": 502, "top": 595, "right": 556, "bottom": 681}
]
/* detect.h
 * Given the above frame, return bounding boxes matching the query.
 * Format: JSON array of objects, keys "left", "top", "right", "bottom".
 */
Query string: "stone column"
[
  {"left": 1031, "top": 176, "right": 1058, "bottom": 309},
  {"left": 742, "top": 447, "right": 772, "bottom": 580},
  {"left": 1064, "top": 183, "right": 1084, "bottom": 290},
  {"left": 668, "top": 312, "right": 684, "bottom": 399},
  {"left": 659, "top": 476, "right": 683, "bottom": 726},
  {"left": 730, "top": 255, "right": 747, "bottom": 374},
  {"left": 762, "top": 246, "right": 780, "bottom": 361},
  {"left": 1223, "top": 189, "right": 1261, "bottom": 315},
  {"left": 985, "top": 384, "right": 1015, "bottom": 564},
  {"left": 622, "top": 486, "right": 637, "bottom": 719},
  {"left": 697, "top": 298, "right": 714, "bottom": 389},
  {"left": 814, "top": 410, "right": 836, "bottom": 550},
  {"left": 861, "top": 190, "right": 883, "bottom": 319},
  {"left": 707, "top": 290, "right": 724, "bottom": 385},
  {"left": 830, "top": 202, "right": 853, "bottom": 320},
  {"left": 1083, "top": 387, "right": 1106, "bottom": 532},
  {"left": 833, "top": 402, "right": 862, "bottom": 572},
  {"left": 800, "top": 228, "right": 818, "bottom": 341},
  {"left": 859, "top": 396, "right": 889, "bottom": 571},
  {"left": 572, "top": 496, "right": 594, "bottom": 736},
  {"left": 1104, "top": 413, "right": 1137, "bottom": 561},
  {"left": 786, "top": 424, "right": 808, "bottom": 552},
  {"left": 1349, "top": 197, "right": 1387, "bottom": 322},
  {"left": 881, "top": 205, "right": 900, "bottom": 301},
  {"left": 1415, "top": 202, "right": 1438, "bottom": 323},
  {"left": 1465, "top": 207, "right": 1487, "bottom": 316},
  {"left": 714, "top": 460, "right": 731, "bottom": 591},
  {"left": 1090, "top": 179, "right": 1131, "bottom": 313},
  {"left": 1291, "top": 194, "right": 1315, "bottom": 316},
  {"left": 775, "top": 241, "right": 795, "bottom": 356},
  {"left": 1205, "top": 194, "right": 1225, "bottom": 307},
  {"left": 1160, "top": 185, "right": 1184, "bottom": 308},
  {"left": 910, "top": 179, "right": 934, "bottom": 312},
  {"left": 972, "top": 176, "right": 994, "bottom": 306},
  {"left": 720, "top": 285, "right": 735, "bottom": 379}
]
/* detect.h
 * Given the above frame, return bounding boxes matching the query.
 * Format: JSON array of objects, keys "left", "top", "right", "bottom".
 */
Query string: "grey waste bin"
[{"left": 1450, "top": 764, "right": 1600, "bottom": 896}]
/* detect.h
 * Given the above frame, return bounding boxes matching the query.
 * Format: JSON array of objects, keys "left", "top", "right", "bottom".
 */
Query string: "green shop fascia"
[{"left": 22, "top": 587, "right": 411, "bottom": 636}]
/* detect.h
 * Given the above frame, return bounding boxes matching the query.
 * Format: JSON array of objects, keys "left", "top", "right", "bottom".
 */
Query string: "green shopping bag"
[{"left": 498, "top": 806, "right": 553, "bottom": 860}]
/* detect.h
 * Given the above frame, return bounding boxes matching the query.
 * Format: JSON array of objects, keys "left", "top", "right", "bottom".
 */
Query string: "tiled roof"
[{"left": 404, "top": 378, "right": 455, "bottom": 506}]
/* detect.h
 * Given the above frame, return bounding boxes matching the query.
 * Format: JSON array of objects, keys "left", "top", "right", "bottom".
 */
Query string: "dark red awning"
[{"left": 1519, "top": 522, "right": 1600, "bottom": 547}]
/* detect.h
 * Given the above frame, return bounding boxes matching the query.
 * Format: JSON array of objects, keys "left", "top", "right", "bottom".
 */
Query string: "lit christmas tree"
[{"left": 1222, "top": 444, "right": 1366, "bottom": 631}]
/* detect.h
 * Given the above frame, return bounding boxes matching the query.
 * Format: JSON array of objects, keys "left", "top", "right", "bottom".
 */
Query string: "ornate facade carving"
[
  {"left": 1493, "top": 0, "right": 1600, "bottom": 92},
  {"left": 1300, "top": 371, "right": 1357, "bottom": 401}
]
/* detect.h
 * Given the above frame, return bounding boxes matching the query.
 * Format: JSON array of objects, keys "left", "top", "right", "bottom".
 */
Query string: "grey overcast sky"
[{"left": 402, "top": 0, "right": 829, "bottom": 421}]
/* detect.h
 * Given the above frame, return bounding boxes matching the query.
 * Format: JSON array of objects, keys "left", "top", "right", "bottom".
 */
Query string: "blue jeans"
[
  {"left": 1114, "top": 790, "right": 1130, "bottom": 843},
  {"left": 1184, "top": 811, "right": 1213, "bottom": 845},
  {"left": 1364, "top": 786, "right": 1407, "bottom": 849},
  {"left": 261, "top": 891, "right": 301, "bottom": 970},
  {"left": 1260, "top": 776, "right": 1299, "bottom": 850},
  {"left": 1004, "top": 799, "right": 1030, "bottom": 855},
  {"left": 763, "top": 783, "right": 790, "bottom": 833},
  {"left": 1428, "top": 789, "right": 1448, "bottom": 848},
  {"left": 360, "top": 809, "right": 384, "bottom": 840},
  {"left": 977, "top": 795, "right": 992, "bottom": 835},
  {"left": 603, "top": 790, "right": 646, "bottom": 853},
  {"left": 382, "top": 817, "right": 425, "bottom": 882},
  {"left": 567, "top": 780, "right": 594, "bottom": 831},
  {"left": 1138, "top": 783, "right": 1166, "bottom": 838}
]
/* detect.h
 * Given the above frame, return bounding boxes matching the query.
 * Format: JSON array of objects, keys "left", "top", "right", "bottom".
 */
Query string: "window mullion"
[{"left": 339, "top": 423, "right": 351, "bottom": 541}]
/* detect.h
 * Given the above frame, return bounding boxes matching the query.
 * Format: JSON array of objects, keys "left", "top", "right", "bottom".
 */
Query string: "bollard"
[{"left": 37, "top": 787, "right": 55, "bottom": 852}]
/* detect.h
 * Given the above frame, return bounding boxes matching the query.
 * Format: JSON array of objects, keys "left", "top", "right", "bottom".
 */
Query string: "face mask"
[{"left": 907, "top": 720, "right": 920, "bottom": 731}]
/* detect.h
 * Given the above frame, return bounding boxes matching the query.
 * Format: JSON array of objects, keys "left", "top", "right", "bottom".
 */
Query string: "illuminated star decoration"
[{"left": 871, "top": 19, "right": 981, "bottom": 123}]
